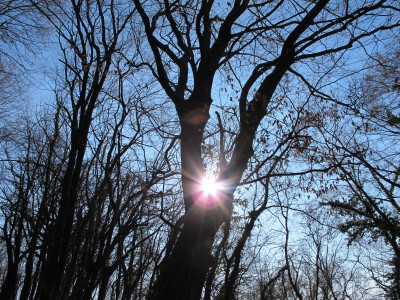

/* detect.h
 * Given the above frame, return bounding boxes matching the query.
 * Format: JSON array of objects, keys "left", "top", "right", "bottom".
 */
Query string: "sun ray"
[{"left": 200, "top": 177, "right": 220, "bottom": 196}]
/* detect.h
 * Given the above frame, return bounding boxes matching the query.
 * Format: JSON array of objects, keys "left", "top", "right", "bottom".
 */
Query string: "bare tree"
[
  {"left": 321, "top": 42, "right": 400, "bottom": 298},
  {"left": 131, "top": 1, "right": 399, "bottom": 299},
  {"left": 24, "top": 1, "right": 140, "bottom": 298},
  {"left": 0, "top": 107, "right": 67, "bottom": 300}
]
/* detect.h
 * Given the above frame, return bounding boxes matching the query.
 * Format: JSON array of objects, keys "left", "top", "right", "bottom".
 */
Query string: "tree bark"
[
  {"left": 0, "top": 261, "right": 19, "bottom": 300},
  {"left": 150, "top": 103, "right": 232, "bottom": 300}
]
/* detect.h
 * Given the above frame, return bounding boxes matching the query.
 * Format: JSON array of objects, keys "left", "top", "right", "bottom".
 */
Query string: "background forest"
[{"left": 0, "top": 0, "right": 399, "bottom": 299}]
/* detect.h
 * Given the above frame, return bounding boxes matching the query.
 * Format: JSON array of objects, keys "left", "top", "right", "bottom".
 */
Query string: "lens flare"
[
  {"left": 200, "top": 177, "right": 220, "bottom": 196},
  {"left": 194, "top": 176, "right": 227, "bottom": 209}
]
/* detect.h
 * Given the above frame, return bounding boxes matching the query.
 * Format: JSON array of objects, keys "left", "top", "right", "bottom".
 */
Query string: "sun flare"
[{"left": 200, "top": 177, "right": 221, "bottom": 196}]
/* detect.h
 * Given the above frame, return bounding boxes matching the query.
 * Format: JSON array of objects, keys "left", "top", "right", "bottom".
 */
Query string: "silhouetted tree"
[
  {"left": 322, "top": 42, "right": 399, "bottom": 296},
  {"left": 131, "top": 1, "right": 399, "bottom": 299}
]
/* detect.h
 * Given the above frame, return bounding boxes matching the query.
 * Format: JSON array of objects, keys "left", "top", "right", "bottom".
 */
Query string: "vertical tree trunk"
[
  {"left": 37, "top": 131, "right": 88, "bottom": 299},
  {"left": 151, "top": 209, "right": 224, "bottom": 300},
  {"left": 1, "top": 201, "right": 24, "bottom": 300},
  {"left": 0, "top": 261, "right": 19, "bottom": 300},
  {"left": 150, "top": 108, "right": 230, "bottom": 299}
]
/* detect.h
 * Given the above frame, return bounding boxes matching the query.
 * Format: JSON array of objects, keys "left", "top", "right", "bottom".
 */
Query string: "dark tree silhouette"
[{"left": 130, "top": 1, "right": 399, "bottom": 299}]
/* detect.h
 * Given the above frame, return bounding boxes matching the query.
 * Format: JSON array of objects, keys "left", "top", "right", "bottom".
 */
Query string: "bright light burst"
[
  {"left": 200, "top": 177, "right": 221, "bottom": 196},
  {"left": 195, "top": 176, "right": 227, "bottom": 209}
]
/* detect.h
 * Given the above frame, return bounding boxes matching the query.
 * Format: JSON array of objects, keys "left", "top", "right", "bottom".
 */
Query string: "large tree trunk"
[
  {"left": 37, "top": 122, "right": 90, "bottom": 299},
  {"left": 0, "top": 261, "right": 19, "bottom": 300},
  {"left": 151, "top": 212, "right": 221, "bottom": 300},
  {"left": 37, "top": 161, "right": 80, "bottom": 299},
  {"left": 151, "top": 106, "right": 232, "bottom": 300}
]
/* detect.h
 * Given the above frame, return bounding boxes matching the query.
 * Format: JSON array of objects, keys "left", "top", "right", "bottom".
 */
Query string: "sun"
[
  {"left": 200, "top": 177, "right": 221, "bottom": 196},
  {"left": 195, "top": 176, "right": 226, "bottom": 209}
]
